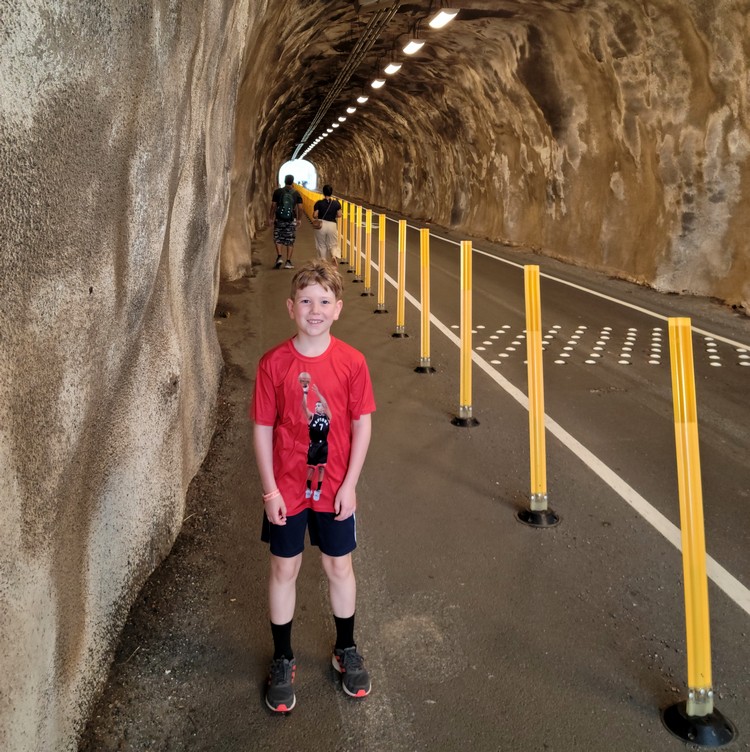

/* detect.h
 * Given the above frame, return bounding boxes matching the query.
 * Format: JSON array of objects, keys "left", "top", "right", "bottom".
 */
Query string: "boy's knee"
[{"left": 321, "top": 553, "right": 353, "bottom": 580}]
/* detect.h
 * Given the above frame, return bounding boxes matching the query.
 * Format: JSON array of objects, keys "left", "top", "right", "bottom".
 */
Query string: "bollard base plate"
[
  {"left": 661, "top": 701, "right": 736, "bottom": 747},
  {"left": 415, "top": 366, "right": 436, "bottom": 374},
  {"left": 361, "top": 291, "right": 375, "bottom": 297},
  {"left": 451, "top": 416, "right": 479, "bottom": 427},
  {"left": 373, "top": 309, "right": 389, "bottom": 314},
  {"left": 392, "top": 332, "right": 409, "bottom": 338},
  {"left": 516, "top": 508, "right": 560, "bottom": 527}
]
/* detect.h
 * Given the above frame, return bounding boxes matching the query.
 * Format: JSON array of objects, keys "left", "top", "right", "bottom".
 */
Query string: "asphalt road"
[{"left": 81, "top": 216, "right": 750, "bottom": 752}]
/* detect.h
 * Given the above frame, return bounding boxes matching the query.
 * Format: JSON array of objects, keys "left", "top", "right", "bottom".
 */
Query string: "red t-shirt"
[{"left": 251, "top": 336, "right": 376, "bottom": 516}]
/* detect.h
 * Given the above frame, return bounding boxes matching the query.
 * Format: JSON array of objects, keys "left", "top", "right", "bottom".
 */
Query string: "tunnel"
[{"left": 1, "top": 1, "right": 749, "bottom": 749}]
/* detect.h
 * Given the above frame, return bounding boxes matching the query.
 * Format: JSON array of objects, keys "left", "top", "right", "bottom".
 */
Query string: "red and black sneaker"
[
  {"left": 332, "top": 646, "right": 371, "bottom": 698},
  {"left": 265, "top": 657, "right": 296, "bottom": 712}
]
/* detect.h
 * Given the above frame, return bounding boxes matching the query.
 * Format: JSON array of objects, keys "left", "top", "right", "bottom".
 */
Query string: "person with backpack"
[{"left": 269, "top": 175, "right": 303, "bottom": 269}]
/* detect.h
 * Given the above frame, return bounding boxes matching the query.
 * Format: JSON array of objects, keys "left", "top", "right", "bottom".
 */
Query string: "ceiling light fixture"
[
  {"left": 402, "top": 39, "right": 425, "bottom": 55},
  {"left": 371, "top": 78, "right": 386, "bottom": 89},
  {"left": 357, "top": 95, "right": 369, "bottom": 104},
  {"left": 428, "top": 8, "right": 458, "bottom": 29},
  {"left": 332, "top": 122, "right": 340, "bottom": 128},
  {"left": 338, "top": 116, "right": 347, "bottom": 122},
  {"left": 347, "top": 106, "right": 357, "bottom": 113},
  {"left": 384, "top": 62, "right": 402, "bottom": 75}
]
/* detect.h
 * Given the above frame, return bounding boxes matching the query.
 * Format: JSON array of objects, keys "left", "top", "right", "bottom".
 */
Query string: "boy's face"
[{"left": 287, "top": 283, "right": 343, "bottom": 338}]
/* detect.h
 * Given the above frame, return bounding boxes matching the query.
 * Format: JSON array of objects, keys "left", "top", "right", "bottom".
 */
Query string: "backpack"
[{"left": 276, "top": 187, "right": 296, "bottom": 221}]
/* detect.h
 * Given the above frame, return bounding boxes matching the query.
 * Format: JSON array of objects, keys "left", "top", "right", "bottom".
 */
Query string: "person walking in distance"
[
  {"left": 269, "top": 174, "right": 302, "bottom": 269},
  {"left": 251, "top": 260, "right": 375, "bottom": 712},
  {"left": 312, "top": 185, "right": 343, "bottom": 263}
]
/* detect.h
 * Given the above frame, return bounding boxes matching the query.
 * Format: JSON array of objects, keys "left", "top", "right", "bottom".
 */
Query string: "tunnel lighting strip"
[
  {"left": 291, "top": 1, "right": 401, "bottom": 160},
  {"left": 383, "top": 217, "right": 749, "bottom": 351},
  {"left": 364, "top": 245, "right": 750, "bottom": 618}
]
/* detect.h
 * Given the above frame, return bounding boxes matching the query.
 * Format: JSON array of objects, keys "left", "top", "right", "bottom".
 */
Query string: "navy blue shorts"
[{"left": 261, "top": 508, "right": 357, "bottom": 558}]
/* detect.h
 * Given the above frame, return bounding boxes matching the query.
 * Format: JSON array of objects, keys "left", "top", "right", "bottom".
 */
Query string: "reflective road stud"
[
  {"left": 451, "top": 241, "right": 478, "bottom": 426},
  {"left": 392, "top": 219, "right": 408, "bottom": 337},
  {"left": 517, "top": 265, "right": 559, "bottom": 527},
  {"left": 415, "top": 228, "right": 435, "bottom": 373},
  {"left": 661, "top": 317, "right": 735, "bottom": 747}
]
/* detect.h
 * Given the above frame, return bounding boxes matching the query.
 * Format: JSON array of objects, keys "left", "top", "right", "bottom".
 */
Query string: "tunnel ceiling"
[{"left": 240, "top": 0, "right": 750, "bottom": 308}]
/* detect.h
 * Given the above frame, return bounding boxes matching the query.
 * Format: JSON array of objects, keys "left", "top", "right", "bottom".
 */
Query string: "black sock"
[
  {"left": 271, "top": 620, "right": 294, "bottom": 660},
  {"left": 334, "top": 614, "right": 355, "bottom": 651}
]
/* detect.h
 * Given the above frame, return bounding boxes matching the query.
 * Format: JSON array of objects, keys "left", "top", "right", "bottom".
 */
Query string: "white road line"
[{"left": 375, "top": 265, "right": 750, "bottom": 619}]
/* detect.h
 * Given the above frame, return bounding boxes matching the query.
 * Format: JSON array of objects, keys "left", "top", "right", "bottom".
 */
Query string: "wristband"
[{"left": 262, "top": 488, "right": 280, "bottom": 501}]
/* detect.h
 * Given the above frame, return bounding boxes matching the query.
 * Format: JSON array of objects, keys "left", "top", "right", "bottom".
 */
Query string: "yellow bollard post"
[
  {"left": 354, "top": 204, "right": 363, "bottom": 282},
  {"left": 348, "top": 204, "right": 356, "bottom": 272},
  {"left": 392, "top": 219, "right": 408, "bottom": 338},
  {"left": 451, "top": 241, "right": 479, "bottom": 426},
  {"left": 374, "top": 213, "right": 388, "bottom": 314},
  {"left": 341, "top": 202, "right": 348, "bottom": 266},
  {"left": 415, "top": 228, "right": 436, "bottom": 373},
  {"left": 661, "top": 318, "right": 735, "bottom": 745},
  {"left": 362, "top": 209, "right": 374, "bottom": 297},
  {"left": 517, "top": 266, "right": 559, "bottom": 527}
]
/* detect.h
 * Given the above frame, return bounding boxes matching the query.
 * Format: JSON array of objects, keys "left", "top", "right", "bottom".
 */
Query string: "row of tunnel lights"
[{"left": 299, "top": 8, "right": 459, "bottom": 159}]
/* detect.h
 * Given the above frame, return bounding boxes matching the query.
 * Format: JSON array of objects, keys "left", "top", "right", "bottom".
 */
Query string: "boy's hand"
[
  {"left": 334, "top": 484, "right": 356, "bottom": 521},
  {"left": 264, "top": 495, "right": 288, "bottom": 525}
]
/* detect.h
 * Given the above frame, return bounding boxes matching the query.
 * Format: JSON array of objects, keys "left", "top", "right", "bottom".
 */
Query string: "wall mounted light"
[
  {"left": 402, "top": 39, "right": 425, "bottom": 55},
  {"left": 384, "top": 62, "right": 402, "bottom": 75},
  {"left": 371, "top": 78, "right": 386, "bottom": 89},
  {"left": 346, "top": 106, "right": 357, "bottom": 113},
  {"left": 428, "top": 8, "right": 458, "bottom": 28},
  {"left": 356, "top": 95, "right": 369, "bottom": 104}
]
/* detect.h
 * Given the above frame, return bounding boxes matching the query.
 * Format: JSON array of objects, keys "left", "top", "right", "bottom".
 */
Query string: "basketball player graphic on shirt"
[{"left": 299, "top": 376, "right": 331, "bottom": 502}]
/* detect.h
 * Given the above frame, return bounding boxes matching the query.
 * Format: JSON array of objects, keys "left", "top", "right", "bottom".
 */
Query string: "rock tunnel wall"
[
  {"left": 2, "top": 1, "right": 749, "bottom": 750},
  {"left": 263, "top": 0, "right": 750, "bottom": 309},
  {"left": 0, "top": 2, "right": 257, "bottom": 749}
]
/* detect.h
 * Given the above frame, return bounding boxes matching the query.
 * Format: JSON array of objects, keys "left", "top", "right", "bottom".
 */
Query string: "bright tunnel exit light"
[
  {"left": 428, "top": 9, "right": 458, "bottom": 28},
  {"left": 402, "top": 39, "right": 425, "bottom": 55}
]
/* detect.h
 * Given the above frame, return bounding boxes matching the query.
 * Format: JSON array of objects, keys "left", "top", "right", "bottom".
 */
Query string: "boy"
[{"left": 251, "top": 259, "right": 375, "bottom": 712}]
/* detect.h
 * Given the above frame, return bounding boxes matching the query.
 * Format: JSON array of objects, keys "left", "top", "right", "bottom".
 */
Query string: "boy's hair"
[
  {"left": 290, "top": 260, "right": 343, "bottom": 300},
  {"left": 322, "top": 184, "right": 333, "bottom": 197},
  {"left": 284, "top": 174, "right": 294, "bottom": 185}
]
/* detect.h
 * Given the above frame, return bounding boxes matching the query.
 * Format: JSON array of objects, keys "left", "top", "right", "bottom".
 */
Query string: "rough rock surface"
[
  {"left": 236, "top": 0, "right": 750, "bottom": 308},
  {"left": 1, "top": 1, "right": 749, "bottom": 751},
  {"left": 0, "top": 2, "right": 254, "bottom": 750}
]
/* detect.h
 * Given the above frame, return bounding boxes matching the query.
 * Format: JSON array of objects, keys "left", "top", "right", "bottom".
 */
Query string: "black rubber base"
[
  {"left": 360, "top": 291, "right": 375, "bottom": 297},
  {"left": 373, "top": 309, "right": 389, "bottom": 314},
  {"left": 516, "top": 508, "right": 560, "bottom": 527},
  {"left": 392, "top": 332, "right": 409, "bottom": 338},
  {"left": 451, "top": 416, "right": 479, "bottom": 427},
  {"left": 661, "top": 701, "right": 736, "bottom": 747},
  {"left": 353, "top": 278, "right": 363, "bottom": 283},
  {"left": 414, "top": 366, "right": 436, "bottom": 374}
]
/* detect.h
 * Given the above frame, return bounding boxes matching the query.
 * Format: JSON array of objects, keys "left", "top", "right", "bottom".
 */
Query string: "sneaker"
[
  {"left": 284, "top": 260, "right": 294, "bottom": 269},
  {"left": 305, "top": 488, "right": 312, "bottom": 499},
  {"left": 266, "top": 657, "right": 296, "bottom": 712},
  {"left": 332, "top": 647, "right": 371, "bottom": 698},
  {"left": 274, "top": 255, "right": 283, "bottom": 269},
  {"left": 312, "top": 489, "right": 321, "bottom": 501}
]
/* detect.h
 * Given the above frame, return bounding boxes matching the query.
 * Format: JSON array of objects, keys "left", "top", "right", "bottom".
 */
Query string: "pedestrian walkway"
[{"left": 80, "top": 221, "right": 750, "bottom": 752}]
